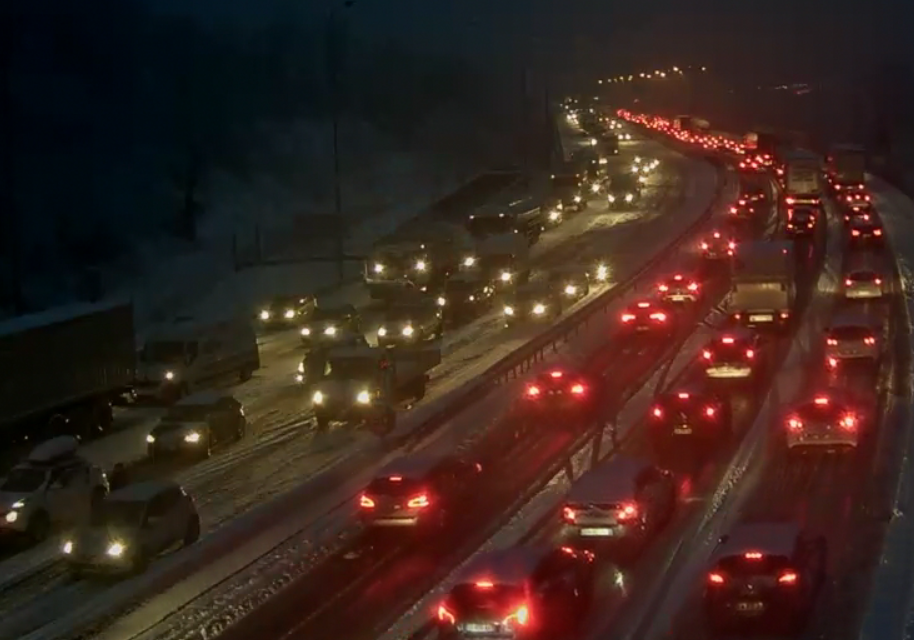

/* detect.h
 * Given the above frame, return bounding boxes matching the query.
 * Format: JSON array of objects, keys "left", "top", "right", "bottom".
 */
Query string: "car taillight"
[
  {"left": 705, "top": 406, "right": 716, "bottom": 417},
  {"left": 438, "top": 604, "right": 456, "bottom": 624},
  {"left": 570, "top": 383, "right": 585, "bottom": 395},
  {"left": 688, "top": 282, "right": 699, "bottom": 291},
  {"left": 360, "top": 494, "right": 375, "bottom": 508},
  {"left": 841, "top": 415, "right": 857, "bottom": 430},
  {"left": 617, "top": 503, "right": 638, "bottom": 520},
  {"left": 503, "top": 605, "right": 530, "bottom": 627},
  {"left": 407, "top": 493, "right": 430, "bottom": 508},
  {"left": 778, "top": 571, "right": 799, "bottom": 585},
  {"left": 658, "top": 284, "right": 669, "bottom": 292},
  {"left": 701, "top": 242, "right": 709, "bottom": 250},
  {"left": 744, "top": 551, "right": 763, "bottom": 559},
  {"left": 708, "top": 572, "right": 726, "bottom": 585},
  {"left": 563, "top": 506, "right": 577, "bottom": 522},
  {"left": 827, "top": 338, "right": 838, "bottom": 345},
  {"left": 864, "top": 336, "right": 876, "bottom": 345},
  {"left": 845, "top": 279, "right": 853, "bottom": 287},
  {"left": 745, "top": 349, "right": 754, "bottom": 359},
  {"left": 875, "top": 278, "right": 883, "bottom": 285},
  {"left": 874, "top": 229, "right": 883, "bottom": 236},
  {"left": 702, "top": 350, "right": 712, "bottom": 360},
  {"left": 650, "top": 312, "right": 667, "bottom": 322},
  {"left": 728, "top": 241, "right": 736, "bottom": 250},
  {"left": 527, "top": 385, "right": 540, "bottom": 397},
  {"left": 827, "top": 357, "right": 838, "bottom": 369},
  {"left": 729, "top": 206, "right": 738, "bottom": 214},
  {"left": 785, "top": 197, "right": 795, "bottom": 205},
  {"left": 652, "top": 406, "right": 663, "bottom": 418},
  {"left": 787, "top": 417, "right": 803, "bottom": 430},
  {"left": 621, "top": 313, "right": 636, "bottom": 322},
  {"left": 739, "top": 199, "right": 746, "bottom": 205},
  {"left": 852, "top": 229, "right": 861, "bottom": 236}
]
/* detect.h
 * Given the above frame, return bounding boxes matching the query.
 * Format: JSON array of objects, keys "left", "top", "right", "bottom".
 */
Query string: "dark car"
[
  {"left": 548, "top": 268, "right": 591, "bottom": 303},
  {"left": 648, "top": 386, "right": 731, "bottom": 456},
  {"left": 847, "top": 217, "right": 884, "bottom": 245},
  {"left": 256, "top": 295, "right": 315, "bottom": 329},
  {"left": 838, "top": 186, "right": 872, "bottom": 213},
  {"left": 376, "top": 298, "right": 443, "bottom": 347},
  {"left": 699, "top": 230, "right": 737, "bottom": 261},
  {"left": 437, "top": 275, "right": 496, "bottom": 323},
  {"left": 515, "top": 367, "right": 600, "bottom": 425},
  {"left": 299, "top": 303, "right": 362, "bottom": 345},
  {"left": 606, "top": 174, "right": 642, "bottom": 209},
  {"left": 357, "top": 454, "right": 482, "bottom": 536},
  {"left": 656, "top": 273, "right": 702, "bottom": 303},
  {"left": 704, "top": 521, "right": 827, "bottom": 635},
  {"left": 701, "top": 329, "right": 764, "bottom": 381},
  {"left": 561, "top": 455, "right": 676, "bottom": 557},
  {"left": 728, "top": 192, "right": 765, "bottom": 222},
  {"left": 436, "top": 546, "right": 595, "bottom": 639},
  {"left": 146, "top": 391, "right": 246, "bottom": 460},
  {"left": 785, "top": 207, "right": 818, "bottom": 237},
  {"left": 502, "top": 281, "right": 564, "bottom": 327},
  {"left": 619, "top": 299, "right": 674, "bottom": 335}
]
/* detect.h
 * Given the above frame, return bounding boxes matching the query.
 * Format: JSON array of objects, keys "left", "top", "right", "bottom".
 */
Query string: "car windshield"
[
  {"left": 95, "top": 499, "right": 147, "bottom": 528},
  {"left": 449, "top": 583, "right": 526, "bottom": 616},
  {"left": 312, "top": 307, "right": 349, "bottom": 322},
  {"left": 829, "top": 325, "right": 873, "bottom": 340},
  {"left": 164, "top": 405, "right": 211, "bottom": 421},
  {"left": 365, "top": 476, "right": 424, "bottom": 498},
  {"left": 467, "top": 216, "right": 513, "bottom": 237},
  {"left": 0, "top": 468, "right": 47, "bottom": 493},
  {"left": 848, "top": 271, "right": 878, "bottom": 282},
  {"left": 326, "top": 360, "right": 372, "bottom": 379},
  {"left": 717, "top": 554, "right": 792, "bottom": 577},
  {"left": 141, "top": 341, "right": 186, "bottom": 363}
]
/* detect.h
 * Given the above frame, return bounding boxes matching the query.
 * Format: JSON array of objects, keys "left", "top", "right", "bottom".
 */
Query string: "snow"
[
  {"left": 74, "top": 141, "right": 724, "bottom": 640},
  {"left": 0, "top": 298, "right": 132, "bottom": 340}
]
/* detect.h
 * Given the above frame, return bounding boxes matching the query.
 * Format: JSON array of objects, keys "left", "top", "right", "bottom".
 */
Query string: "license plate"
[
  {"left": 463, "top": 623, "right": 496, "bottom": 633},
  {"left": 736, "top": 601, "right": 765, "bottom": 613},
  {"left": 580, "top": 527, "right": 612, "bottom": 537},
  {"left": 670, "top": 294, "right": 688, "bottom": 301},
  {"left": 749, "top": 314, "right": 773, "bottom": 322},
  {"left": 673, "top": 426, "right": 693, "bottom": 434}
]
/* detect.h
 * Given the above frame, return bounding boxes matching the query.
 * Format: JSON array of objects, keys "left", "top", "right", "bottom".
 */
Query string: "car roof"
[
  {"left": 108, "top": 480, "right": 179, "bottom": 503},
  {"left": 454, "top": 547, "right": 553, "bottom": 586},
  {"left": 375, "top": 454, "right": 449, "bottom": 480},
  {"left": 713, "top": 522, "right": 800, "bottom": 560},
  {"left": 175, "top": 390, "right": 235, "bottom": 407},
  {"left": 566, "top": 455, "right": 648, "bottom": 504},
  {"left": 828, "top": 311, "right": 881, "bottom": 329}
]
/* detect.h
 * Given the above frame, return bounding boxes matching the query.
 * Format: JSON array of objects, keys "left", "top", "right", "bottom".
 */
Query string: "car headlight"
[
  {"left": 437, "top": 296, "right": 446, "bottom": 306},
  {"left": 106, "top": 542, "right": 125, "bottom": 558},
  {"left": 5, "top": 512, "right": 17, "bottom": 523},
  {"left": 625, "top": 193, "right": 634, "bottom": 202},
  {"left": 374, "top": 263, "right": 384, "bottom": 273},
  {"left": 312, "top": 391, "right": 324, "bottom": 405},
  {"left": 301, "top": 327, "right": 311, "bottom": 336},
  {"left": 533, "top": 303, "right": 546, "bottom": 315},
  {"left": 574, "top": 195, "right": 582, "bottom": 203},
  {"left": 468, "top": 295, "right": 475, "bottom": 302},
  {"left": 500, "top": 272, "right": 513, "bottom": 282},
  {"left": 415, "top": 260, "right": 427, "bottom": 271},
  {"left": 184, "top": 431, "right": 201, "bottom": 443},
  {"left": 62, "top": 540, "right": 73, "bottom": 555},
  {"left": 549, "top": 210, "right": 561, "bottom": 221},
  {"left": 607, "top": 194, "right": 616, "bottom": 202},
  {"left": 631, "top": 164, "right": 639, "bottom": 172},
  {"left": 260, "top": 310, "right": 271, "bottom": 320},
  {"left": 591, "top": 183, "right": 601, "bottom": 193},
  {"left": 284, "top": 309, "right": 295, "bottom": 319},
  {"left": 356, "top": 390, "right": 371, "bottom": 405},
  {"left": 146, "top": 434, "right": 155, "bottom": 443},
  {"left": 556, "top": 202, "right": 563, "bottom": 210},
  {"left": 596, "top": 265, "right": 608, "bottom": 280},
  {"left": 638, "top": 176, "right": 647, "bottom": 183},
  {"left": 402, "top": 325, "right": 414, "bottom": 337},
  {"left": 324, "top": 326, "right": 337, "bottom": 336},
  {"left": 165, "top": 371, "right": 175, "bottom": 381},
  {"left": 565, "top": 285, "right": 577, "bottom": 295},
  {"left": 297, "top": 362, "right": 304, "bottom": 374},
  {"left": 590, "top": 138, "right": 597, "bottom": 146},
  {"left": 504, "top": 306, "right": 515, "bottom": 315},
  {"left": 378, "top": 326, "right": 388, "bottom": 337},
  {"left": 463, "top": 256, "right": 476, "bottom": 267},
  {"left": 599, "top": 157, "right": 608, "bottom": 165}
]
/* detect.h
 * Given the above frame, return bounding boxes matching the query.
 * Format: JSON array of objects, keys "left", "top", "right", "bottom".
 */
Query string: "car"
[
  {"left": 560, "top": 455, "right": 676, "bottom": 556},
  {"left": 592, "top": 261, "right": 610, "bottom": 283},
  {"left": 606, "top": 174, "right": 642, "bottom": 208},
  {"left": 843, "top": 209, "right": 877, "bottom": 227},
  {"left": 699, "top": 230, "right": 736, "bottom": 260},
  {"left": 146, "top": 391, "right": 246, "bottom": 460},
  {"left": 256, "top": 294, "right": 315, "bottom": 329},
  {"left": 503, "top": 281, "right": 564, "bottom": 327},
  {"left": 784, "top": 207, "right": 817, "bottom": 237},
  {"left": 647, "top": 386, "right": 731, "bottom": 454},
  {"left": 825, "top": 312, "right": 883, "bottom": 371},
  {"left": 515, "top": 367, "right": 600, "bottom": 424},
  {"left": 783, "top": 392, "right": 863, "bottom": 454},
  {"left": 704, "top": 521, "right": 826, "bottom": 635},
  {"left": 548, "top": 268, "right": 591, "bottom": 303},
  {"left": 357, "top": 454, "right": 481, "bottom": 535},
  {"left": 728, "top": 196, "right": 763, "bottom": 223},
  {"left": 701, "top": 329, "right": 764, "bottom": 380},
  {"left": 62, "top": 480, "right": 200, "bottom": 577},
  {"left": 0, "top": 436, "right": 109, "bottom": 542},
  {"left": 656, "top": 273, "right": 702, "bottom": 303},
  {"left": 847, "top": 217, "right": 884, "bottom": 245},
  {"left": 436, "top": 546, "right": 595, "bottom": 639},
  {"left": 376, "top": 297, "right": 444, "bottom": 347},
  {"left": 842, "top": 267, "right": 885, "bottom": 300},
  {"left": 619, "top": 299, "right": 673, "bottom": 335},
  {"left": 837, "top": 186, "right": 872, "bottom": 212},
  {"left": 436, "top": 274, "right": 496, "bottom": 323},
  {"left": 300, "top": 303, "right": 362, "bottom": 345}
]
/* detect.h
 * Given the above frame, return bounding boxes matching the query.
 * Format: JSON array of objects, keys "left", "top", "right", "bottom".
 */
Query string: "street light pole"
[{"left": 327, "top": 1, "right": 354, "bottom": 284}]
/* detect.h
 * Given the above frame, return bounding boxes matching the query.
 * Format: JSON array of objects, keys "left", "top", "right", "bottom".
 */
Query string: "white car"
[
  {"left": 784, "top": 393, "right": 861, "bottom": 454},
  {"left": 825, "top": 313, "right": 882, "bottom": 371},
  {"left": 0, "top": 437, "right": 109, "bottom": 541},
  {"left": 843, "top": 269, "right": 884, "bottom": 300},
  {"left": 63, "top": 480, "right": 200, "bottom": 577}
]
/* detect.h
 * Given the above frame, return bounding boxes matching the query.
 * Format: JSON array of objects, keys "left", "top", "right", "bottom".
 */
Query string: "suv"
[
  {"left": 437, "top": 546, "right": 594, "bottom": 639},
  {"left": 147, "top": 391, "right": 247, "bottom": 460},
  {"left": 0, "top": 436, "right": 109, "bottom": 541},
  {"left": 63, "top": 480, "right": 200, "bottom": 576},
  {"left": 704, "top": 521, "right": 826, "bottom": 635}
]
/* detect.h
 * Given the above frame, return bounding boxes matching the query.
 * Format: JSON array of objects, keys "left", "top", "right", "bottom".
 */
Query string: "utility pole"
[{"left": 327, "top": 1, "right": 354, "bottom": 284}]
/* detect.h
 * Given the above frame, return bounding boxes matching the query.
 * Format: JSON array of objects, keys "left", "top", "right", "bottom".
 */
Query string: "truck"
[
  {"left": 728, "top": 240, "right": 796, "bottom": 329},
  {"left": 309, "top": 343, "right": 441, "bottom": 433},
  {"left": 744, "top": 131, "right": 780, "bottom": 161},
  {"left": 0, "top": 301, "right": 135, "bottom": 444},
  {"left": 826, "top": 144, "right": 866, "bottom": 189},
  {"left": 463, "top": 207, "right": 534, "bottom": 287},
  {"left": 782, "top": 149, "right": 823, "bottom": 207}
]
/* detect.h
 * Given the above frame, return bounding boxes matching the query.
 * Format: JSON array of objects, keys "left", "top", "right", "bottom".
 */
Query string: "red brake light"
[
  {"left": 845, "top": 279, "right": 853, "bottom": 287},
  {"left": 527, "top": 385, "right": 540, "bottom": 397},
  {"left": 407, "top": 493, "right": 430, "bottom": 508},
  {"left": 658, "top": 284, "right": 669, "bottom": 292},
  {"left": 688, "top": 282, "right": 699, "bottom": 291},
  {"left": 360, "top": 494, "right": 375, "bottom": 508},
  {"left": 702, "top": 349, "right": 712, "bottom": 360},
  {"left": 713, "top": 231, "right": 721, "bottom": 239},
  {"left": 785, "top": 197, "right": 795, "bottom": 205},
  {"left": 475, "top": 581, "right": 495, "bottom": 589},
  {"left": 621, "top": 313, "right": 635, "bottom": 322},
  {"left": 778, "top": 571, "right": 798, "bottom": 584},
  {"left": 570, "top": 383, "right": 585, "bottom": 395},
  {"left": 563, "top": 506, "right": 577, "bottom": 522},
  {"left": 841, "top": 415, "right": 857, "bottom": 430},
  {"left": 550, "top": 370, "right": 563, "bottom": 378},
  {"left": 389, "top": 476, "right": 402, "bottom": 481},
  {"left": 503, "top": 605, "right": 530, "bottom": 627},
  {"left": 738, "top": 199, "right": 746, "bottom": 205},
  {"left": 745, "top": 349, "right": 755, "bottom": 359},
  {"left": 827, "top": 357, "right": 838, "bottom": 369},
  {"left": 814, "top": 396, "right": 829, "bottom": 405},
  {"left": 852, "top": 229, "right": 861, "bottom": 236},
  {"left": 650, "top": 312, "right": 667, "bottom": 322},
  {"left": 728, "top": 241, "right": 736, "bottom": 250},
  {"left": 652, "top": 406, "right": 663, "bottom": 418},
  {"left": 827, "top": 338, "right": 838, "bottom": 345},
  {"left": 705, "top": 406, "right": 716, "bottom": 417},
  {"left": 438, "top": 604, "right": 456, "bottom": 624},
  {"left": 729, "top": 206, "right": 738, "bottom": 214},
  {"left": 617, "top": 503, "right": 638, "bottom": 520},
  {"left": 744, "top": 551, "right": 763, "bottom": 560},
  {"left": 874, "top": 229, "right": 883, "bottom": 236},
  {"left": 721, "top": 336, "right": 735, "bottom": 344},
  {"left": 677, "top": 392, "right": 690, "bottom": 399},
  {"left": 701, "top": 242, "right": 709, "bottom": 250},
  {"left": 875, "top": 278, "right": 882, "bottom": 285},
  {"left": 787, "top": 417, "right": 803, "bottom": 430},
  {"left": 674, "top": 274, "right": 683, "bottom": 280},
  {"left": 864, "top": 336, "right": 876, "bottom": 345},
  {"left": 637, "top": 301, "right": 651, "bottom": 308},
  {"left": 708, "top": 572, "right": 725, "bottom": 585}
]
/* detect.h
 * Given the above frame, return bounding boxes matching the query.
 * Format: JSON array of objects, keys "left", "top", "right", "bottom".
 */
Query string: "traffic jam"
[{"left": 0, "top": 97, "right": 905, "bottom": 640}]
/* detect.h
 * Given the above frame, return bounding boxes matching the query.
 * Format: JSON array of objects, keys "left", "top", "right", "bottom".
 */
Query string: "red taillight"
[
  {"left": 475, "top": 580, "right": 494, "bottom": 589},
  {"left": 438, "top": 604, "right": 456, "bottom": 624},
  {"left": 721, "top": 336, "right": 735, "bottom": 344},
  {"left": 841, "top": 415, "right": 857, "bottom": 430},
  {"left": 728, "top": 241, "right": 736, "bottom": 250},
  {"left": 563, "top": 506, "right": 577, "bottom": 522},
  {"left": 527, "top": 385, "right": 541, "bottom": 397},
  {"left": 617, "top": 503, "right": 638, "bottom": 520},
  {"left": 713, "top": 231, "right": 721, "bottom": 239},
  {"left": 852, "top": 229, "right": 861, "bottom": 236},
  {"left": 688, "top": 282, "right": 699, "bottom": 291},
  {"left": 778, "top": 571, "right": 799, "bottom": 585},
  {"left": 570, "top": 383, "right": 585, "bottom": 395},
  {"left": 677, "top": 392, "right": 690, "bottom": 399},
  {"left": 785, "top": 197, "right": 795, "bottom": 205},
  {"left": 550, "top": 370, "right": 563, "bottom": 378},
  {"left": 864, "top": 336, "right": 876, "bottom": 345},
  {"left": 708, "top": 572, "right": 725, "bottom": 585},
  {"left": 744, "top": 551, "right": 763, "bottom": 560},
  {"left": 407, "top": 493, "right": 430, "bottom": 508},
  {"left": 503, "top": 605, "right": 530, "bottom": 627},
  {"left": 745, "top": 349, "right": 755, "bottom": 359},
  {"left": 875, "top": 278, "right": 883, "bottom": 285},
  {"left": 827, "top": 356, "right": 838, "bottom": 369},
  {"left": 621, "top": 313, "right": 636, "bottom": 323},
  {"left": 658, "top": 284, "right": 669, "bottom": 292},
  {"left": 702, "top": 350, "right": 712, "bottom": 360},
  {"left": 845, "top": 279, "right": 853, "bottom": 287},
  {"left": 827, "top": 338, "right": 838, "bottom": 346},
  {"left": 705, "top": 406, "right": 716, "bottom": 417},
  {"left": 874, "top": 229, "right": 883, "bottom": 236},
  {"left": 360, "top": 494, "right": 375, "bottom": 508},
  {"left": 650, "top": 312, "right": 667, "bottom": 322},
  {"left": 739, "top": 199, "right": 747, "bottom": 205},
  {"left": 701, "top": 242, "right": 709, "bottom": 250},
  {"left": 652, "top": 406, "right": 663, "bottom": 418},
  {"left": 729, "top": 206, "right": 738, "bottom": 214},
  {"left": 814, "top": 396, "right": 829, "bottom": 405},
  {"left": 787, "top": 417, "right": 803, "bottom": 430}
]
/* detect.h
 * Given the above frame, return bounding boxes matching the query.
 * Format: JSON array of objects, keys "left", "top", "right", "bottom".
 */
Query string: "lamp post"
[{"left": 327, "top": 0, "right": 354, "bottom": 284}]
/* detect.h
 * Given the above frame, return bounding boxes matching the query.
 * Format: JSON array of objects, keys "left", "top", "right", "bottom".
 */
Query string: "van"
[{"left": 134, "top": 316, "right": 259, "bottom": 403}]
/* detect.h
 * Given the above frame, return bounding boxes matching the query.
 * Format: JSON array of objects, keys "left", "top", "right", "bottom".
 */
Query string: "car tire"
[
  {"left": 184, "top": 515, "right": 201, "bottom": 546},
  {"left": 28, "top": 511, "right": 51, "bottom": 542}
]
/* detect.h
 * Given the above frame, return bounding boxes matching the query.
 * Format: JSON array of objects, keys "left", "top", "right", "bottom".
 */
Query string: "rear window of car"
[
  {"left": 366, "top": 477, "right": 424, "bottom": 497},
  {"left": 449, "top": 583, "right": 525, "bottom": 615},
  {"left": 716, "top": 554, "right": 792, "bottom": 576},
  {"left": 847, "top": 271, "right": 878, "bottom": 282},
  {"left": 796, "top": 403, "right": 846, "bottom": 421},
  {"left": 828, "top": 325, "right": 872, "bottom": 340}
]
